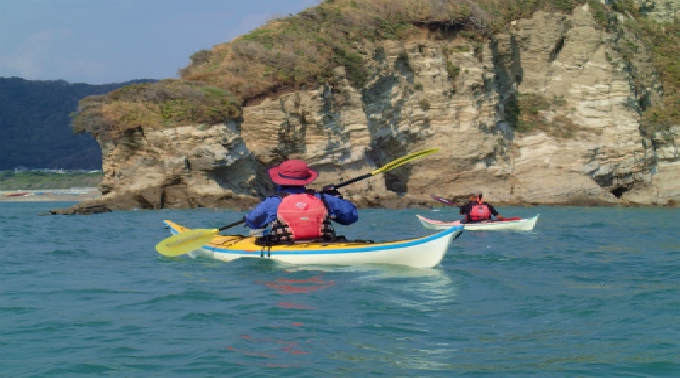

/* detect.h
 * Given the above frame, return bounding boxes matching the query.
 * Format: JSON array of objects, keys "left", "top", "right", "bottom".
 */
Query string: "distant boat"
[
  {"left": 4, "top": 192, "right": 29, "bottom": 197},
  {"left": 417, "top": 214, "right": 540, "bottom": 231}
]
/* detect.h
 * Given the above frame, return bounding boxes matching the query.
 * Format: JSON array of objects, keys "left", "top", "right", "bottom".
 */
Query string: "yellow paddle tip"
[
  {"left": 372, "top": 147, "right": 441, "bottom": 175},
  {"left": 155, "top": 228, "right": 219, "bottom": 256}
]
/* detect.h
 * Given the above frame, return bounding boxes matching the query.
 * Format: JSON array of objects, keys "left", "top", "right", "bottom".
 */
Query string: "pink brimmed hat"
[{"left": 268, "top": 160, "right": 319, "bottom": 186}]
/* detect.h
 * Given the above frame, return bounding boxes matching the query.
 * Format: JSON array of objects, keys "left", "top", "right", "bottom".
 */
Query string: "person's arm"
[
  {"left": 488, "top": 204, "right": 503, "bottom": 220},
  {"left": 458, "top": 203, "right": 470, "bottom": 223},
  {"left": 322, "top": 194, "right": 359, "bottom": 225},
  {"left": 245, "top": 197, "right": 280, "bottom": 229}
]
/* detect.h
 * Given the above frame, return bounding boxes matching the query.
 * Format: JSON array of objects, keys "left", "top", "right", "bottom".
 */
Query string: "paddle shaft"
[
  {"left": 322, "top": 148, "right": 439, "bottom": 192},
  {"left": 322, "top": 173, "right": 372, "bottom": 192},
  {"left": 431, "top": 195, "right": 459, "bottom": 206},
  {"left": 219, "top": 219, "right": 245, "bottom": 231}
]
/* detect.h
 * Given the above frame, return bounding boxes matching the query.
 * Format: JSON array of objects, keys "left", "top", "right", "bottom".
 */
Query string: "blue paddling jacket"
[{"left": 245, "top": 186, "right": 359, "bottom": 230}]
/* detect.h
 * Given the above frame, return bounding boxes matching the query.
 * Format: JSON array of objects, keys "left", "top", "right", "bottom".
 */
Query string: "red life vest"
[
  {"left": 469, "top": 201, "right": 491, "bottom": 221},
  {"left": 271, "top": 192, "right": 334, "bottom": 241}
]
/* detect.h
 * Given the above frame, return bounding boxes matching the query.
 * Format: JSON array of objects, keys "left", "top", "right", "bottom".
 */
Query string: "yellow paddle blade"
[
  {"left": 371, "top": 148, "right": 440, "bottom": 175},
  {"left": 155, "top": 229, "right": 219, "bottom": 256}
]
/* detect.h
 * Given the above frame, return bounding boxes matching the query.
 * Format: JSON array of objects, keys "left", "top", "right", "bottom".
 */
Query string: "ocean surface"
[{"left": 1, "top": 202, "right": 678, "bottom": 377}]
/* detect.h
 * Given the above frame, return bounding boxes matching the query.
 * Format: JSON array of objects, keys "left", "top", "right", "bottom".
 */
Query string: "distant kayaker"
[
  {"left": 245, "top": 160, "right": 359, "bottom": 242},
  {"left": 459, "top": 190, "right": 504, "bottom": 223}
]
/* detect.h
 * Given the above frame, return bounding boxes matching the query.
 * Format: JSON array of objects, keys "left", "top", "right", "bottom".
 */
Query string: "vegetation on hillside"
[
  {"left": 72, "top": 81, "right": 240, "bottom": 139},
  {"left": 71, "top": 0, "right": 680, "bottom": 140},
  {"left": 0, "top": 171, "right": 103, "bottom": 190},
  {"left": 635, "top": 18, "right": 680, "bottom": 136}
]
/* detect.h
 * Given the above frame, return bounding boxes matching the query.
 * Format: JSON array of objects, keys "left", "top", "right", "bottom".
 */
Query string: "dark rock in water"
[{"left": 46, "top": 204, "right": 112, "bottom": 215}]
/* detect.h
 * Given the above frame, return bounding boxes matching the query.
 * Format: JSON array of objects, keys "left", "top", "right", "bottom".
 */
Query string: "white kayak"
[
  {"left": 163, "top": 220, "right": 464, "bottom": 269},
  {"left": 417, "top": 214, "right": 539, "bottom": 231}
]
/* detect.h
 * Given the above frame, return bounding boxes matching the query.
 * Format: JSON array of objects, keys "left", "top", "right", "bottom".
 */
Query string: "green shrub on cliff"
[
  {"left": 72, "top": 81, "right": 240, "bottom": 139},
  {"left": 639, "top": 20, "right": 680, "bottom": 136}
]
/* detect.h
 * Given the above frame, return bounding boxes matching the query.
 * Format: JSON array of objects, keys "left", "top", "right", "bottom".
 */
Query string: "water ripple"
[{"left": 1, "top": 204, "right": 679, "bottom": 375}]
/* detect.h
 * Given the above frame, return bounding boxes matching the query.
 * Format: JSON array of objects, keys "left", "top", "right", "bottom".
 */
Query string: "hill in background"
[{"left": 0, "top": 77, "right": 156, "bottom": 171}]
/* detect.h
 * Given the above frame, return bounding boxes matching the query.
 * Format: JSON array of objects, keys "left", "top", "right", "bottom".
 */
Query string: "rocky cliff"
[
  {"left": 68, "top": 3, "right": 680, "bottom": 212},
  {"left": 636, "top": 0, "right": 680, "bottom": 22}
]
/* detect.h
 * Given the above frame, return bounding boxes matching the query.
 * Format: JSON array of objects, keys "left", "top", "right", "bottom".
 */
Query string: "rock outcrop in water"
[{"left": 63, "top": 2, "right": 680, "bottom": 214}]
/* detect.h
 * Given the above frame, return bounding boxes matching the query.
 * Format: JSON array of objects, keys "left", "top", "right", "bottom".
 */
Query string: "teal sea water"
[{"left": 1, "top": 202, "right": 679, "bottom": 376}]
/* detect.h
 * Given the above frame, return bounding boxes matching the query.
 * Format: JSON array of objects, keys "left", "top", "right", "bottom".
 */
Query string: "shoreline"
[
  {"left": 3, "top": 189, "right": 676, "bottom": 209},
  {"left": 0, "top": 189, "right": 101, "bottom": 202}
]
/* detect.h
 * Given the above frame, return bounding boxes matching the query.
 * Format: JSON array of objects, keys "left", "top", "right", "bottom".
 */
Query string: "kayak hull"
[
  {"left": 417, "top": 214, "right": 539, "bottom": 231},
  {"left": 163, "top": 220, "right": 463, "bottom": 268}
]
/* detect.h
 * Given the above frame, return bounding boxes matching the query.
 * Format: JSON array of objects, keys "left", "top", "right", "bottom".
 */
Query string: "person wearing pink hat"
[
  {"left": 245, "top": 160, "right": 358, "bottom": 243},
  {"left": 459, "top": 190, "right": 504, "bottom": 223}
]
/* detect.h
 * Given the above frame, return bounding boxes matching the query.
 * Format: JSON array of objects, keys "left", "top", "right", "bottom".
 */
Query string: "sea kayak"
[
  {"left": 416, "top": 214, "right": 539, "bottom": 231},
  {"left": 162, "top": 220, "right": 463, "bottom": 268}
]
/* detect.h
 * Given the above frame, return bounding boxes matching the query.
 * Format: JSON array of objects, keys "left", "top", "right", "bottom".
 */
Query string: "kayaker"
[
  {"left": 459, "top": 190, "right": 504, "bottom": 223},
  {"left": 245, "top": 160, "right": 359, "bottom": 242}
]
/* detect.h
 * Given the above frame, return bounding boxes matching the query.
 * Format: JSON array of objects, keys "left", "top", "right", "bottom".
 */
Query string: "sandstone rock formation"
[
  {"left": 636, "top": 0, "right": 680, "bottom": 22},
  {"left": 65, "top": 5, "right": 680, "bottom": 214}
]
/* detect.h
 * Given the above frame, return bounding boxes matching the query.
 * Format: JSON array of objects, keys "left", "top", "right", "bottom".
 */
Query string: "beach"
[{"left": 0, "top": 188, "right": 101, "bottom": 202}]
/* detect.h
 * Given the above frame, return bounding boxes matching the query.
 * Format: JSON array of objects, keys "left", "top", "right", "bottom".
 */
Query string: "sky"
[{"left": 0, "top": 0, "right": 322, "bottom": 85}]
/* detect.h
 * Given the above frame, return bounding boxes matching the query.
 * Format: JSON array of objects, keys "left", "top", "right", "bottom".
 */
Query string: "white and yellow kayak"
[
  {"left": 162, "top": 220, "right": 463, "bottom": 268},
  {"left": 417, "top": 214, "right": 539, "bottom": 231}
]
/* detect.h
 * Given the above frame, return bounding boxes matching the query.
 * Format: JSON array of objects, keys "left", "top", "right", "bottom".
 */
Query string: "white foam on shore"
[{"left": 0, "top": 188, "right": 101, "bottom": 202}]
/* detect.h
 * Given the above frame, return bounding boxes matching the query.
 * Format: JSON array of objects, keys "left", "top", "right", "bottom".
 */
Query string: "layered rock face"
[
  {"left": 636, "top": 0, "right": 680, "bottom": 22},
  {"left": 94, "top": 124, "right": 262, "bottom": 210},
  {"left": 78, "top": 6, "right": 679, "bottom": 211}
]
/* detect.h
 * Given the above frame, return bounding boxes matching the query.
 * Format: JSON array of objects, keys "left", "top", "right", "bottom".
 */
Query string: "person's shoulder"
[
  {"left": 261, "top": 195, "right": 283, "bottom": 203},
  {"left": 322, "top": 193, "right": 351, "bottom": 202},
  {"left": 264, "top": 193, "right": 283, "bottom": 199},
  {"left": 322, "top": 193, "right": 356, "bottom": 205}
]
